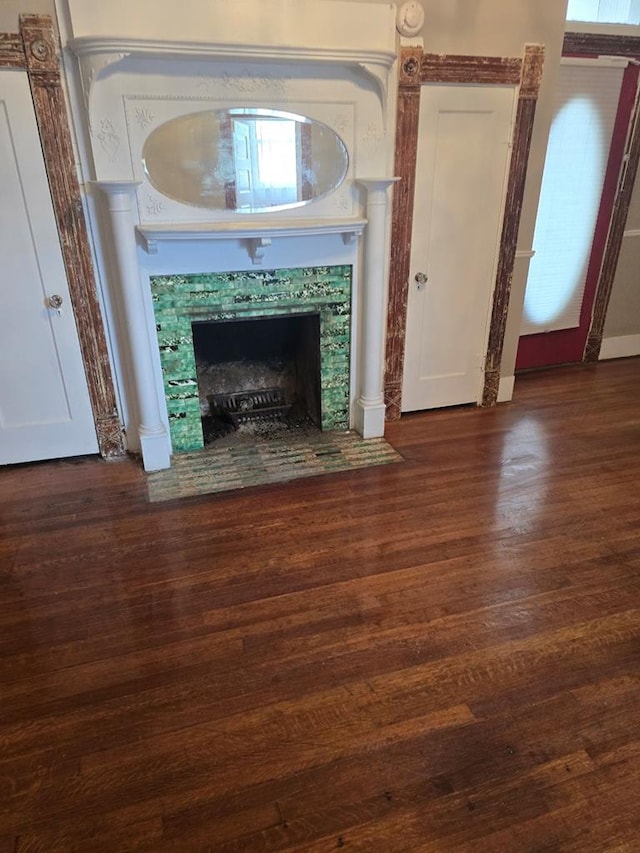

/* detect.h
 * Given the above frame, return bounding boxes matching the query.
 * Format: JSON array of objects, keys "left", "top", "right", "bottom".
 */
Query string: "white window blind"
[
  {"left": 521, "top": 63, "right": 624, "bottom": 336},
  {"left": 567, "top": 0, "right": 640, "bottom": 24}
]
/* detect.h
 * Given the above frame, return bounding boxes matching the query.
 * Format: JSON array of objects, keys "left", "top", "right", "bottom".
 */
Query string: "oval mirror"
[{"left": 142, "top": 108, "right": 349, "bottom": 213}]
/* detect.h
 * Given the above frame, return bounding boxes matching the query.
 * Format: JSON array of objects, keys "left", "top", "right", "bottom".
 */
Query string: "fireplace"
[
  {"left": 151, "top": 265, "right": 352, "bottom": 453},
  {"left": 193, "top": 313, "right": 322, "bottom": 446},
  {"left": 67, "top": 0, "right": 398, "bottom": 469}
]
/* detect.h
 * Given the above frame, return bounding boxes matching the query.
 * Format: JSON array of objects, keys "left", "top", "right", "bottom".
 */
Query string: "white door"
[
  {"left": 232, "top": 118, "right": 253, "bottom": 209},
  {"left": 402, "top": 85, "right": 514, "bottom": 412},
  {"left": 0, "top": 69, "right": 98, "bottom": 465}
]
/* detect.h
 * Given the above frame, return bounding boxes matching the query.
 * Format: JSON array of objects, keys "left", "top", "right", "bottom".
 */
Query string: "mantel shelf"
[{"left": 136, "top": 217, "right": 368, "bottom": 263}]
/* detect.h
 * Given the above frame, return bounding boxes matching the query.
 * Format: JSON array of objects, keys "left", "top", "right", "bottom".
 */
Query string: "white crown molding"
[{"left": 68, "top": 36, "right": 396, "bottom": 115}]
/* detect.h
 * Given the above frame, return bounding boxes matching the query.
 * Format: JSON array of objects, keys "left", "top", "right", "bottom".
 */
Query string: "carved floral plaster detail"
[
  {"left": 332, "top": 113, "right": 350, "bottom": 135},
  {"left": 96, "top": 118, "right": 121, "bottom": 162},
  {"left": 332, "top": 193, "right": 350, "bottom": 213},
  {"left": 146, "top": 195, "right": 165, "bottom": 216},
  {"left": 135, "top": 107, "right": 156, "bottom": 130},
  {"left": 361, "top": 122, "right": 384, "bottom": 156},
  {"left": 195, "top": 69, "right": 290, "bottom": 95},
  {"left": 220, "top": 70, "right": 290, "bottom": 95}
]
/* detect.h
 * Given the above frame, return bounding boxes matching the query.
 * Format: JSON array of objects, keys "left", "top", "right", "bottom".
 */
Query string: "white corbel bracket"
[{"left": 246, "top": 236, "right": 272, "bottom": 265}]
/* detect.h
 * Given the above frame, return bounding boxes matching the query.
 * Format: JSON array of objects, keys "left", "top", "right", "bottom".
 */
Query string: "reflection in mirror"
[{"left": 142, "top": 109, "right": 349, "bottom": 213}]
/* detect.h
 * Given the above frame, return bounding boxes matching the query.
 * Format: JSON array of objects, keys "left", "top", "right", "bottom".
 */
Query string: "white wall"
[
  {"left": 0, "top": 0, "right": 55, "bottom": 31},
  {"left": 601, "top": 177, "right": 640, "bottom": 358}
]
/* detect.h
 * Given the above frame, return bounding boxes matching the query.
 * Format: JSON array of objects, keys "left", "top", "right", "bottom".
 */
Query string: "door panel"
[
  {"left": 0, "top": 70, "right": 97, "bottom": 464},
  {"left": 401, "top": 85, "right": 514, "bottom": 412}
]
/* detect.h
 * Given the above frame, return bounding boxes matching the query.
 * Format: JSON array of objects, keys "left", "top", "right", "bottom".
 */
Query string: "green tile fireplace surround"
[{"left": 150, "top": 265, "right": 352, "bottom": 453}]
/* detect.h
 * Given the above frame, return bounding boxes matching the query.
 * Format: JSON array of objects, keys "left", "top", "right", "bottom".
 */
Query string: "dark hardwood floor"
[{"left": 1, "top": 359, "right": 639, "bottom": 852}]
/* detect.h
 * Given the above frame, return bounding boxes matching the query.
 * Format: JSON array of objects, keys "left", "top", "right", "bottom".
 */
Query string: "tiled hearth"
[{"left": 150, "top": 265, "right": 352, "bottom": 453}]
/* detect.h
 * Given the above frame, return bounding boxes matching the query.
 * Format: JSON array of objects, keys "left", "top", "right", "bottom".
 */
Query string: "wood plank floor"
[{"left": 1, "top": 359, "right": 639, "bottom": 852}]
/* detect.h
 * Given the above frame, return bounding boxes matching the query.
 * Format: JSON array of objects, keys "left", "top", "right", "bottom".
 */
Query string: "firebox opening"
[{"left": 192, "top": 313, "right": 322, "bottom": 446}]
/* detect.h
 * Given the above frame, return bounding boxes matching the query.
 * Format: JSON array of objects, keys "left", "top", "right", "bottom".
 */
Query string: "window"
[
  {"left": 566, "top": 0, "right": 640, "bottom": 24},
  {"left": 521, "top": 63, "right": 624, "bottom": 335}
]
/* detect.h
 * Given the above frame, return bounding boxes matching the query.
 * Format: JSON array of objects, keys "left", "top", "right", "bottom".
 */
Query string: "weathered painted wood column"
[
  {"left": 95, "top": 181, "right": 170, "bottom": 471},
  {"left": 355, "top": 178, "right": 399, "bottom": 438}
]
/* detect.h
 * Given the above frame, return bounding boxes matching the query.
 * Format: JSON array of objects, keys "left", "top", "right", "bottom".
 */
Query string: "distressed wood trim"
[
  {"left": 483, "top": 97, "right": 539, "bottom": 405},
  {"left": 0, "top": 33, "right": 25, "bottom": 67},
  {"left": 519, "top": 44, "right": 545, "bottom": 99},
  {"left": 481, "top": 44, "right": 544, "bottom": 405},
  {"left": 19, "top": 14, "right": 125, "bottom": 458},
  {"left": 419, "top": 53, "right": 522, "bottom": 86},
  {"left": 585, "top": 86, "right": 640, "bottom": 362},
  {"left": 564, "top": 31, "right": 640, "bottom": 58},
  {"left": 385, "top": 85, "right": 420, "bottom": 420},
  {"left": 385, "top": 45, "right": 544, "bottom": 417}
]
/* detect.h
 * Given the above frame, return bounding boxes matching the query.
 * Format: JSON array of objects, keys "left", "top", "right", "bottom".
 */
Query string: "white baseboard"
[
  {"left": 599, "top": 334, "right": 640, "bottom": 361},
  {"left": 497, "top": 375, "right": 515, "bottom": 403}
]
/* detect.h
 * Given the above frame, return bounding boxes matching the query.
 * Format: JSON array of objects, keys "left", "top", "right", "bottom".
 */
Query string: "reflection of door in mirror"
[
  {"left": 227, "top": 116, "right": 299, "bottom": 210},
  {"left": 142, "top": 108, "right": 349, "bottom": 213},
  {"left": 231, "top": 119, "right": 253, "bottom": 210}
]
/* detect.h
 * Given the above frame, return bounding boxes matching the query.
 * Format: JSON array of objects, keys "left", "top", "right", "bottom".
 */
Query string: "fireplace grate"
[{"left": 209, "top": 388, "right": 291, "bottom": 428}]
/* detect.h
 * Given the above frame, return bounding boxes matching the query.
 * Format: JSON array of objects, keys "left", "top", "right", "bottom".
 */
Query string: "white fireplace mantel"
[
  {"left": 66, "top": 0, "right": 400, "bottom": 470},
  {"left": 136, "top": 217, "right": 368, "bottom": 261}
]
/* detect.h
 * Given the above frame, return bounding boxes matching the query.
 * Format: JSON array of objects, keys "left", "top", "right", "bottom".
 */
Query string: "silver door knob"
[
  {"left": 47, "top": 294, "right": 63, "bottom": 309},
  {"left": 415, "top": 272, "right": 428, "bottom": 290}
]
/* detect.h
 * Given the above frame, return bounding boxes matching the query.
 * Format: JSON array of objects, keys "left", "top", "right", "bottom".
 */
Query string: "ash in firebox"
[{"left": 196, "top": 358, "right": 320, "bottom": 447}]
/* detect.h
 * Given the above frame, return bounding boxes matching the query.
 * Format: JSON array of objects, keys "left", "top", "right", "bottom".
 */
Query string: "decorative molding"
[
  {"left": 136, "top": 217, "right": 368, "bottom": 257},
  {"left": 515, "top": 249, "right": 536, "bottom": 259},
  {"left": 564, "top": 31, "right": 640, "bottom": 58},
  {"left": 419, "top": 53, "right": 522, "bottom": 86},
  {"left": 76, "top": 51, "right": 128, "bottom": 109},
  {"left": 385, "top": 83, "right": 420, "bottom": 421},
  {"left": 361, "top": 121, "right": 384, "bottom": 156},
  {"left": 68, "top": 36, "right": 396, "bottom": 117},
  {"left": 519, "top": 44, "right": 545, "bottom": 100},
  {"left": 145, "top": 194, "right": 165, "bottom": 217},
  {"left": 384, "top": 44, "right": 544, "bottom": 418},
  {"left": 483, "top": 96, "right": 540, "bottom": 406},
  {"left": 0, "top": 33, "right": 25, "bottom": 68},
  {"left": 134, "top": 106, "right": 156, "bottom": 130},
  {"left": 396, "top": 2, "right": 425, "bottom": 38},
  {"left": 17, "top": 14, "right": 124, "bottom": 459},
  {"left": 218, "top": 69, "right": 290, "bottom": 95},
  {"left": 482, "top": 44, "right": 545, "bottom": 406},
  {"left": 332, "top": 112, "right": 351, "bottom": 134},
  {"left": 623, "top": 228, "right": 640, "bottom": 238},
  {"left": 95, "top": 117, "right": 121, "bottom": 161}
]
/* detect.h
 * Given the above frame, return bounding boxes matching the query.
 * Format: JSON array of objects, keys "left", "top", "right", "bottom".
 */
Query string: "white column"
[
  {"left": 95, "top": 181, "right": 171, "bottom": 471},
  {"left": 355, "top": 178, "right": 399, "bottom": 439}
]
